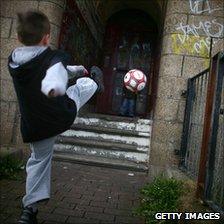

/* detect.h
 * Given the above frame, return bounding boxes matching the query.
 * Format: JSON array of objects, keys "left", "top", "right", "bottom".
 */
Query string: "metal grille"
[
  {"left": 180, "top": 52, "right": 224, "bottom": 212},
  {"left": 205, "top": 54, "right": 224, "bottom": 212},
  {"left": 210, "top": 81, "right": 224, "bottom": 209},
  {"left": 180, "top": 69, "right": 209, "bottom": 178}
]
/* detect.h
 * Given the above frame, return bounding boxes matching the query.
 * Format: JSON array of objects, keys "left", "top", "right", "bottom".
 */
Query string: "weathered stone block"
[
  {"left": 1, "top": 59, "right": 12, "bottom": 81},
  {"left": 0, "top": 147, "right": 23, "bottom": 160},
  {"left": 151, "top": 120, "right": 183, "bottom": 145},
  {"left": 50, "top": 23, "right": 60, "bottom": 46},
  {"left": 1, "top": 0, "right": 39, "bottom": 18},
  {"left": 157, "top": 76, "right": 187, "bottom": 100},
  {"left": 15, "top": 117, "right": 24, "bottom": 146},
  {"left": 177, "top": 99, "right": 186, "bottom": 122},
  {"left": 167, "top": 0, "right": 223, "bottom": 17},
  {"left": 1, "top": 1, "right": 13, "bottom": 17},
  {"left": 188, "top": 15, "right": 224, "bottom": 38},
  {"left": 154, "top": 97, "right": 179, "bottom": 121},
  {"left": 148, "top": 164, "right": 187, "bottom": 179},
  {"left": 1, "top": 38, "right": 21, "bottom": 59},
  {"left": 11, "top": 18, "right": 17, "bottom": 39},
  {"left": 1, "top": 102, "right": 8, "bottom": 121},
  {"left": 163, "top": 13, "right": 188, "bottom": 35},
  {"left": 0, "top": 102, "right": 17, "bottom": 145},
  {"left": 162, "top": 34, "right": 210, "bottom": 58},
  {"left": 42, "top": 0, "right": 65, "bottom": 8},
  {"left": 10, "top": 105, "right": 22, "bottom": 145},
  {"left": 1, "top": 79, "right": 17, "bottom": 102},
  {"left": 149, "top": 140, "right": 178, "bottom": 167},
  {"left": 49, "top": 43, "right": 57, "bottom": 49},
  {"left": 182, "top": 56, "right": 210, "bottom": 78},
  {"left": 1, "top": 17, "right": 12, "bottom": 38},
  {"left": 159, "top": 54, "right": 183, "bottom": 77},
  {"left": 166, "top": 0, "right": 190, "bottom": 15},
  {"left": 212, "top": 38, "right": 224, "bottom": 56},
  {"left": 8, "top": 102, "right": 17, "bottom": 121},
  {"left": 200, "top": 0, "right": 224, "bottom": 17},
  {"left": 39, "top": 1, "right": 63, "bottom": 26},
  {"left": 0, "top": 122, "right": 13, "bottom": 145}
]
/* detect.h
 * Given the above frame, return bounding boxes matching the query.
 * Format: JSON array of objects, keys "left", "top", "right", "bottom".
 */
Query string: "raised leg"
[{"left": 66, "top": 77, "right": 98, "bottom": 112}]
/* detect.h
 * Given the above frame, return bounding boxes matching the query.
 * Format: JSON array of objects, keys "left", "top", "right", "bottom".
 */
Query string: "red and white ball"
[{"left": 124, "top": 69, "right": 147, "bottom": 92}]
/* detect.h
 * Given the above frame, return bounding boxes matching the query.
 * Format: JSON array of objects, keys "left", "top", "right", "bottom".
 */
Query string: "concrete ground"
[{"left": 0, "top": 161, "right": 147, "bottom": 224}]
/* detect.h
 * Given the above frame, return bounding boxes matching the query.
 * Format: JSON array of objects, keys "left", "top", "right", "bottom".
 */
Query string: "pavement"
[{"left": 0, "top": 161, "right": 147, "bottom": 224}]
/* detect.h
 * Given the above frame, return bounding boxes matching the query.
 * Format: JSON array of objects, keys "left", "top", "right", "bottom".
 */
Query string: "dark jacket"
[
  {"left": 8, "top": 47, "right": 77, "bottom": 143},
  {"left": 122, "top": 86, "right": 137, "bottom": 100}
]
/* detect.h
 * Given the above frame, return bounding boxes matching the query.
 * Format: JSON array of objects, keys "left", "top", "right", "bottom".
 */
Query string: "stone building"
[{"left": 1, "top": 0, "right": 223, "bottom": 176}]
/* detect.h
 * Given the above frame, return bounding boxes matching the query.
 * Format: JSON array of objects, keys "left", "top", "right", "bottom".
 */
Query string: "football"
[{"left": 124, "top": 69, "right": 147, "bottom": 92}]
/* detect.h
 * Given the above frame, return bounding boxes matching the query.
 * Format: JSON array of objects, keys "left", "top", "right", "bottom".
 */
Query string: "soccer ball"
[{"left": 124, "top": 69, "right": 147, "bottom": 92}]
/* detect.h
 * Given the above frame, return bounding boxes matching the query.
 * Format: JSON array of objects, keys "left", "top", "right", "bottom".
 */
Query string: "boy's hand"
[
  {"left": 83, "top": 68, "right": 89, "bottom": 76},
  {"left": 48, "top": 89, "right": 56, "bottom": 97},
  {"left": 66, "top": 65, "right": 89, "bottom": 79},
  {"left": 48, "top": 88, "right": 63, "bottom": 97}
]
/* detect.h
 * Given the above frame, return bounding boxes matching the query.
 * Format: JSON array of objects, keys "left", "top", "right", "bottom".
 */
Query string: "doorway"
[{"left": 97, "top": 10, "right": 158, "bottom": 118}]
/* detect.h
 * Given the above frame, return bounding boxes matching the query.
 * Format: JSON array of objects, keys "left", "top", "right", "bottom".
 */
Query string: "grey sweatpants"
[{"left": 23, "top": 78, "right": 97, "bottom": 207}]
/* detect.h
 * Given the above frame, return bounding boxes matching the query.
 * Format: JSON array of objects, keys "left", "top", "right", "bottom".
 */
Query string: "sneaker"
[
  {"left": 90, "top": 66, "right": 105, "bottom": 93},
  {"left": 18, "top": 207, "right": 38, "bottom": 224}
]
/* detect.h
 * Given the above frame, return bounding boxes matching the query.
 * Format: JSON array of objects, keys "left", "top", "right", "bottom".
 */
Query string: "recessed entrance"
[
  {"left": 96, "top": 10, "right": 158, "bottom": 118},
  {"left": 55, "top": 0, "right": 162, "bottom": 171}
]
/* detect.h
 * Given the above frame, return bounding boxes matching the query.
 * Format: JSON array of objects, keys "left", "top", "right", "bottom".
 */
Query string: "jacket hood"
[
  {"left": 8, "top": 47, "right": 52, "bottom": 84},
  {"left": 9, "top": 46, "right": 47, "bottom": 68}
]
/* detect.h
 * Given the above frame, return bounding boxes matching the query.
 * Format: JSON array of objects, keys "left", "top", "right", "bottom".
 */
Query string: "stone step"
[
  {"left": 56, "top": 136, "right": 148, "bottom": 153},
  {"left": 61, "top": 129, "right": 150, "bottom": 147},
  {"left": 78, "top": 113, "right": 152, "bottom": 124},
  {"left": 74, "top": 115, "right": 152, "bottom": 134},
  {"left": 71, "top": 123, "right": 150, "bottom": 137},
  {"left": 57, "top": 114, "right": 151, "bottom": 170},
  {"left": 54, "top": 142, "right": 148, "bottom": 163},
  {"left": 53, "top": 152, "right": 148, "bottom": 172}
]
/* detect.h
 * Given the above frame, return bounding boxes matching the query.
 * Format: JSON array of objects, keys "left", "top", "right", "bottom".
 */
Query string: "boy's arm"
[
  {"left": 41, "top": 62, "right": 68, "bottom": 97},
  {"left": 41, "top": 64, "right": 89, "bottom": 97},
  {"left": 41, "top": 51, "right": 70, "bottom": 97},
  {"left": 41, "top": 51, "right": 87, "bottom": 97}
]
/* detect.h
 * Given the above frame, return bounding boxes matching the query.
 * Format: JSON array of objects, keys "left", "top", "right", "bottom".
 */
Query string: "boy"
[
  {"left": 8, "top": 10, "right": 104, "bottom": 224},
  {"left": 120, "top": 85, "right": 137, "bottom": 117}
]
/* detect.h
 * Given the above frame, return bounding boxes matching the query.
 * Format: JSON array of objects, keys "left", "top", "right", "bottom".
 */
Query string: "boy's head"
[{"left": 17, "top": 10, "right": 50, "bottom": 46}]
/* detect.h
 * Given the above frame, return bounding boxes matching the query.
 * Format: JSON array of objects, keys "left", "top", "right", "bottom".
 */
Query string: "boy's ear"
[{"left": 41, "top": 34, "right": 50, "bottom": 46}]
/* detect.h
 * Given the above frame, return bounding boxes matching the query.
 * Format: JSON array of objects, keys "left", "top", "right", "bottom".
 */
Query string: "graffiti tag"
[
  {"left": 189, "top": 0, "right": 221, "bottom": 14},
  {"left": 175, "top": 0, "right": 223, "bottom": 54},
  {"left": 176, "top": 19, "right": 223, "bottom": 42}
]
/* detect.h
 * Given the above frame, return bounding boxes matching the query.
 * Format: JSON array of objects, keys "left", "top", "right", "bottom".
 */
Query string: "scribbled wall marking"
[
  {"left": 173, "top": 0, "right": 223, "bottom": 57},
  {"left": 171, "top": 34, "right": 210, "bottom": 57},
  {"left": 189, "top": 0, "right": 221, "bottom": 14}
]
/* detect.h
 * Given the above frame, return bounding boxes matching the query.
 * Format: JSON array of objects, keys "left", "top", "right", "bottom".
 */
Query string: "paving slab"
[{"left": 0, "top": 161, "right": 147, "bottom": 224}]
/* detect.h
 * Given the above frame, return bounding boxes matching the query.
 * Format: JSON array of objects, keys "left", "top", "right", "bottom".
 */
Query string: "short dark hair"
[{"left": 17, "top": 10, "right": 50, "bottom": 46}]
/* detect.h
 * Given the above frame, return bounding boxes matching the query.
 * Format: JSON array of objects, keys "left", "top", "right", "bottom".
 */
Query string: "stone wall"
[
  {"left": 0, "top": 0, "right": 65, "bottom": 149},
  {"left": 149, "top": 0, "right": 224, "bottom": 176}
]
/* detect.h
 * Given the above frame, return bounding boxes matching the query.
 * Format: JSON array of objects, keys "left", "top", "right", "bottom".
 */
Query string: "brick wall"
[
  {"left": 0, "top": 0, "right": 65, "bottom": 149},
  {"left": 149, "top": 0, "right": 224, "bottom": 176}
]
